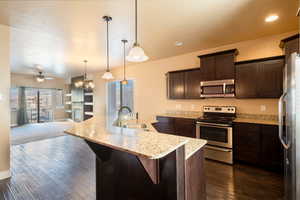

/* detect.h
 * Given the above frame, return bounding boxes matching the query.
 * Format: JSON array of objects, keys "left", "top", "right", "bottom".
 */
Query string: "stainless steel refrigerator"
[{"left": 279, "top": 52, "right": 300, "bottom": 200}]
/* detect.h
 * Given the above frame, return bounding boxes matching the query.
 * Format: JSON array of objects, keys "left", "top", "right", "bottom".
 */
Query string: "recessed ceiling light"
[
  {"left": 175, "top": 41, "right": 183, "bottom": 47},
  {"left": 265, "top": 15, "right": 279, "bottom": 23}
]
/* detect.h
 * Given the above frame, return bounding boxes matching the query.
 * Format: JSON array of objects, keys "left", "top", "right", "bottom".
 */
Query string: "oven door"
[{"left": 196, "top": 122, "right": 232, "bottom": 148}]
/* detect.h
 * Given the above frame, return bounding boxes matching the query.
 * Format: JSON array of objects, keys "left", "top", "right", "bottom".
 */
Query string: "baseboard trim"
[{"left": 0, "top": 170, "right": 11, "bottom": 180}]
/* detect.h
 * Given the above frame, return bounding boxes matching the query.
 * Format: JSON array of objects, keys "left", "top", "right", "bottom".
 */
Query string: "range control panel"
[{"left": 203, "top": 106, "right": 236, "bottom": 114}]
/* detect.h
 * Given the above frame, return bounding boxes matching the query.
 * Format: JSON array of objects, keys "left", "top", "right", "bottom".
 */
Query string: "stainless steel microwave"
[{"left": 200, "top": 79, "right": 235, "bottom": 98}]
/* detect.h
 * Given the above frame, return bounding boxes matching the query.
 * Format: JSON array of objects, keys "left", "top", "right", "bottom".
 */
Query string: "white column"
[{"left": 0, "top": 24, "right": 11, "bottom": 180}]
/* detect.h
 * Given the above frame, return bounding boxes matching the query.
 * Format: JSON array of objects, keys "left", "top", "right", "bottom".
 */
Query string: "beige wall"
[
  {"left": 93, "top": 31, "right": 297, "bottom": 121},
  {"left": 0, "top": 25, "right": 10, "bottom": 178},
  {"left": 11, "top": 73, "right": 68, "bottom": 121}
]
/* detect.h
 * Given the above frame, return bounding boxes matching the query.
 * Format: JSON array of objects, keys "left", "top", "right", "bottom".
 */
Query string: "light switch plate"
[
  {"left": 0, "top": 93, "right": 3, "bottom": 101},
  {"left": 260, "top": 105, "right": 266, "bottom": 112},
  {"left": 175, "top": 104, "right": 182, "bottom": 110},
  {"left": 191, "top": 104, "right": 195, "bottom": 110}
]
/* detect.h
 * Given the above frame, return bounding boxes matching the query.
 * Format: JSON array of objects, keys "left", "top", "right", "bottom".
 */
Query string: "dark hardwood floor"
[{"left": 0, "top": 136, "right": 283, "bottom": 200}]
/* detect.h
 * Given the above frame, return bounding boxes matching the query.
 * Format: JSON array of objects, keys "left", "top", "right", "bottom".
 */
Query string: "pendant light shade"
[
  {"left": 102, "top": 71, "right": 114, "bottom": 80},
  {"left": 126, "top": 43, "right": 149, "bottom": 62},
  {"left": 126, "top": 0, "right": 149, "bottom": 62},
  {"left": 102, "top": 15, "right": 114, "bottom": 80}
]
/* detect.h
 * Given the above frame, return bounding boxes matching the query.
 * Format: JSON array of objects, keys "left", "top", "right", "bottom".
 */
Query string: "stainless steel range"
[{"left": 196, "top": 106, "right": 236, "bottom": 164}]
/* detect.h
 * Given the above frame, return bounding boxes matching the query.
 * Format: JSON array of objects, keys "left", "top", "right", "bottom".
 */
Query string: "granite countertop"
[
  {"left": 157, "top": 113, "right": 201, "bottom": 119},
  {"left": 65, "top": 117, "right": 207, "bottom": 160},
  {"left": 233, "top": 118, "right": 278, "bottom": 125},
  {"left": 157, "top": 112, "right": 278, "bottom": 126}
]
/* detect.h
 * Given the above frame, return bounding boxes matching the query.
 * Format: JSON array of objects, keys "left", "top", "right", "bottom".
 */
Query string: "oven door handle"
[
  {"left": 205, "top": 145, "right": 232, "bottom": 152},
  {"left": 196, "top": 122, "right": 231, "bottom": 128}
]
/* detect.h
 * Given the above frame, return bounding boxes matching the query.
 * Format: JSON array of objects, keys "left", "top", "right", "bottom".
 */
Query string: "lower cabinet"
[
  {"left": 155, "top": 116, "right": 175, "bottom": 134},
  {"left": 234, "top": 123, "right": 261, "bottom": 165},
  {"left": 155, "top": 116, "right": 196, "bottom": 138},
  {"left": 234, "top": 122, "right": 283, "bottom": 172}
]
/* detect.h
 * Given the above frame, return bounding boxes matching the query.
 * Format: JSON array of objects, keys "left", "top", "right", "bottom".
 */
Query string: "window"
[
  {"left": 107, "top": 80, "right": 134, "bottom": 123},
  {"left": 10, "top": 87, "right": 19, "bottom": 126},
  {"left": 54, "top": 89, "right": 64, "bottom": 108},
  {"left": 10, "top": 87, "right": 65, "bottom": 125}
]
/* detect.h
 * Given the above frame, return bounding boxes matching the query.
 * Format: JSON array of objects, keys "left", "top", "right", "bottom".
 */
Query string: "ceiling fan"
[
  {"left": 31, "top": 65, "right": 55, "bottom": 82},
  {"left": 36, "top": 71, "right": 54, "bottom": 82}
]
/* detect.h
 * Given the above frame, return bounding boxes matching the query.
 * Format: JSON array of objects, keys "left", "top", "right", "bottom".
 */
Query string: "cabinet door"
[
  {"left": 234, "top": 123, "right": 261, "bottom": 165},
  {"left": 155, "top": 116, "right": 175, "bottom": 134},
  {"left": 260, "top": 125, "right": 283, "bottom": 171},
  {"left": 168, "top": 72, "right": 185, "bottom": 99},
  {"left": 185, "top": 69, "right": 202, "bottom": 99},
  {"left": 235, "top": 63, "right": 259, "bottom": 98},
  {"left": 174, "top": 118, "right": 196, "bottom": 138},
  {"left": 257, "top": 59, "right": 284, "bottom": 98},
  {"left": 215, "top": 53, "right": 235, "bottom": 80},
  {"left": 200, "top": 55, "right": 215, "bottom": 81}
]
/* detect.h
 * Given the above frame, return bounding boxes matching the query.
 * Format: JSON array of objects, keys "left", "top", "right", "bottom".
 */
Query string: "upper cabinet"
[
  {"left": 167, "top": 71, "right": 186, "bottom": 99},
  {"left": 235, "top": 56, "right": 284, "bottom": 98},
  {"left": 280, "top": 34, "right": 299, "bottom": 61},
  {"left": 167, "top": 68, "right": 202, "bottom": 99},
  {"left": 185, "top": 69, "right": 202, "bottom": 99},
  {"left": 198, "top": 49, "right": 238, "bottom": 81}
]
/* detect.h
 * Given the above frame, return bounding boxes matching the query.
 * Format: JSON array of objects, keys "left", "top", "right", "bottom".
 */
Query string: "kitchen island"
[{"left": 65, "top": 117, "right": 207, "bottom": 200}]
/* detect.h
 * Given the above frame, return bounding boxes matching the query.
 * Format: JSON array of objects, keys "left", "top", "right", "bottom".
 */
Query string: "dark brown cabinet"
[
  {"left": 174, "top": 118, "right": 196, "bottom": 138},
  {"left": 234, "top": 123, "right": 261, "bottom": 165},
  {"left": 198, "top": 49, "right": 237, "bottom": 81},
  {"left": 167, "top": 68, "right": 202, "bottom": 99},
  {"left": 155, "top": 116, "right": 196, "bottom": 138},
  {"left": 215, "top": 53, "right": 236, "bottom": 80},
  {"left": 200, "top": 55, "right": 215, "bottom": 81},
  {"left": 235, "top": 62, "right": 259, "bottom": 98},
  {"left": 257, "top": 59, "right": 283, "bottom": 98},
  {"left": 280, "top": 34, "right": 299, "bottom": 61},
  {"left": 185, "top": 69, "right": 202, "bottom": 99},
  {"left": 167, "top": 71, "right": 185, "bottom": 99},
  {"left": 260, "top": 125, "right": 283, "bottom": 170},
  {"left": 234, "top": 122, "right": 283, "bottom": 172},
  {"left": 155, "top": 116, "right": 175, "bottom": 134},
  {"left": 235, "top": 56, "right": 284, "bottom": 98}
]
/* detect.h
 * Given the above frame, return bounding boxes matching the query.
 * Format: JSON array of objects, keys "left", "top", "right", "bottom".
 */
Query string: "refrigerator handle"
[{"left": 278, "top": 93, "right": 289, "bottom": 149}]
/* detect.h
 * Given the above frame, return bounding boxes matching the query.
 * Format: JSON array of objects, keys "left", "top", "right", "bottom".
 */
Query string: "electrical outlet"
[
  {"left": 260, "top": 105, "right": 266, "bottom": 112},
  {"left": 191, "top": 104, "right": 195, "bottom": 110}
]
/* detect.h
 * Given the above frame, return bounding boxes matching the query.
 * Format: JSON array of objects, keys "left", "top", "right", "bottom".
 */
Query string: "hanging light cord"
[
  {"left": 135, "top": 0, "right": 138, "bottom": 45},
  {"left": 123, "top": 41, "right": 126, "bottom": 80},
  {"left": 84, "top": 60, "right": 87, "bottom": 80},
  {"left": 106, "top": 19, "right": 110, "bottom": 72}
]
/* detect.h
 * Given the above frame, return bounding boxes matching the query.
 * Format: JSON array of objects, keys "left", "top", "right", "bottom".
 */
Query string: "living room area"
[{"left": 10, "top": 72, "right": 72, "bottom": 145}]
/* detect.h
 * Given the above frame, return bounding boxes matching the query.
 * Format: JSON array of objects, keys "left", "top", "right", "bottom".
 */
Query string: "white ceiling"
[{"left": 0, "top": 0, "right": 298, "bottom": 78}]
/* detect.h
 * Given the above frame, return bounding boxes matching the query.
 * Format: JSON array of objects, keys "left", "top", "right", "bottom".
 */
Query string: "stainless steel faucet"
[{"left": 115, "top": 106, "right": 132, "bottom": 127}]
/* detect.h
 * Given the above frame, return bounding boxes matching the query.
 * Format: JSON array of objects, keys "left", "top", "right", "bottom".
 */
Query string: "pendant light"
[
  {"left": 126, "top": 0, "right": 149, "bottom": 62},
  {"left": 75, "top": 60, "right": 95, "bottom": 89},
  {"left": 102, "top": 16, "right": 114, "bottom": 80},
  {"left": 121, "top": 39, "right": 128, "bottom": 85}
]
